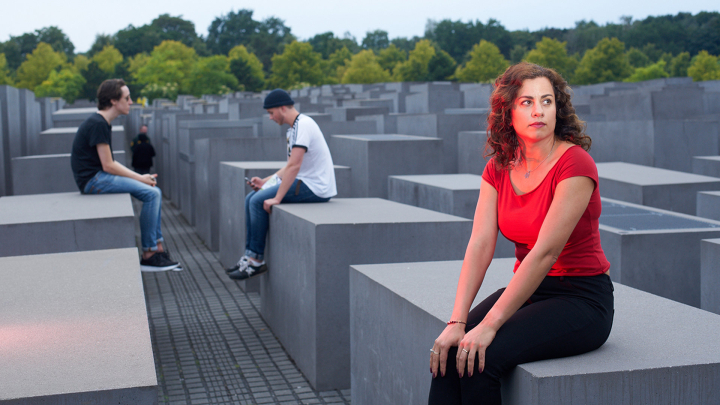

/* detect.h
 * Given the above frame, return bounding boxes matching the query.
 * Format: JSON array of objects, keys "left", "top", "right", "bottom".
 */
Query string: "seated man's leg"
[
  {"left": 84, "top": 171, "right": 165, "bottom": 254},
  {"left": 280, "top": 179, "right": 331, "bottom": 204},
  {"left": 244, "top": 186, "right": 279, "bottom": 261}
]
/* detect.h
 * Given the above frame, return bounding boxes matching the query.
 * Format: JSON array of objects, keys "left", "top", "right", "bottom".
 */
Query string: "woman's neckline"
[{"left": 508, "top": 144, "right": 579, "bottom": 196}]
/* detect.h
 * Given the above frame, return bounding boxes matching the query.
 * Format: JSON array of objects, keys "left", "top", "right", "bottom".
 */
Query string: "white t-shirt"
[{"left": 287, "top": 114, "right": 337, "bottom": 198}]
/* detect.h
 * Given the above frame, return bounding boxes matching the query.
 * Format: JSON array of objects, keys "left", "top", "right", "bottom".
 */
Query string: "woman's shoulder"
[
  {"left": 558, "top": 144, "right": 595, "bottom": 165},
  {"left": 554, "top": 143, "right": 598, "bottom": 181}
]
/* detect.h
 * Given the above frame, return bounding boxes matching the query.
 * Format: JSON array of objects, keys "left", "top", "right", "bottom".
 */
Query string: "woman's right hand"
[{"left": 430, "top": 323, "right": 466, "bottom": 378}]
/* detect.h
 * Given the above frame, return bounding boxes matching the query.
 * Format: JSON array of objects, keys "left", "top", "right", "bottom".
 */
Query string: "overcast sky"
[{"left": 2, "top": 0, "right": 719, "bottom": 53}]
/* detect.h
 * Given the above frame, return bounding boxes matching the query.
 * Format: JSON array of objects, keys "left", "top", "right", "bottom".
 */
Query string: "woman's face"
[{"left": 511, "top": 77, "right": 556, "bottom": 143}]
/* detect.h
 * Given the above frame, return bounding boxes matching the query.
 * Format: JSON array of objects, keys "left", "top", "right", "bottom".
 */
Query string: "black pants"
[{"left": 428, "top": 273, "right": 614, "bottom": 405}]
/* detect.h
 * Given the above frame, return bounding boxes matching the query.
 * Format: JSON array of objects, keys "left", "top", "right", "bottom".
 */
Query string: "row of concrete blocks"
[{"left": 0, "top": 192, "right": 157, "bottom": 404}]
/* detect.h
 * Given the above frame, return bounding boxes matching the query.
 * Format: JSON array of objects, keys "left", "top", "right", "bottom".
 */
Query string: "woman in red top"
[{"left": 428, "top": 62, "right": 614, "bottom": 404}]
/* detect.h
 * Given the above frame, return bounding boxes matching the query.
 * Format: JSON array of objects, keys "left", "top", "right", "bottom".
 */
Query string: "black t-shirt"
[
  {"left": 132, "top": 142, "right": 155, "bottom": 170},
  {"left": 71, "top": 113, "right": 114, "bottom": 191}
]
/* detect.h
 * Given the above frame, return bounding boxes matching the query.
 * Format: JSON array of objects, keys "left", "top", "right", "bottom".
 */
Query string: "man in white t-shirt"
[{"left": 226, "top": 89, "right": 337, "bottom": 280}]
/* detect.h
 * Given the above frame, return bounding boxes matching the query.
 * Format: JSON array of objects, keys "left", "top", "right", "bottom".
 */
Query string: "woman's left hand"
[{"left": 456, "top": 323, "right": 497, "bottom": 377}]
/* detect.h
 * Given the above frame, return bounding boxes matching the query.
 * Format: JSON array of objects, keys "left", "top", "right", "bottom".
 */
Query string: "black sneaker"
[
  {"left": 225, "top": 256, "right": 248, "bottom": 273},
  {"left": 141, "top": 252, "right": 180, "bottom": 272},
  {"left": 227, "top": 258, "right": 267, "bottom": 280},
  {"left": 159, "top": 251, "right": 183, "bottom": 271}
]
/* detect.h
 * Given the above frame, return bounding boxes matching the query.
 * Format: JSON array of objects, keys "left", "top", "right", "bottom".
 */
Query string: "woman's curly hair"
[{"left": 486, "top": 62, "right": 591, "bottom": 169}]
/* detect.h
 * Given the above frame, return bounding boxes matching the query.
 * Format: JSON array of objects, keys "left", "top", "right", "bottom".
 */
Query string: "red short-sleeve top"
[{"left": 482, "top": 145, "right": 610, "bottom": 276}]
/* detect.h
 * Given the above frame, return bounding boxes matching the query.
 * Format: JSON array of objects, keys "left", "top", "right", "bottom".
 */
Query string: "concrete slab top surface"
[
  {"left": 332, "top": 134, "right": 440, "bottom": 142},
  {"left": 52, "top": 107, "right": 98, "bottom": 116},
  {"left": 41, "top": 126, "right": 125, "bottom": 134},
  {"left": 597, "top": 162, "right": 720, "bottom": 185},
  {"left": 0, "top": 248, "right": 157, "bottom": 400},
  {"left": 221, "top": 161, "right": 286, "bottom": 170},
  {"left": 0, "top": 192, "right": 134, "bottom": 224},
  {"left": 443, "top": 108, "right": 489, "bottom": 115},
  {"left": 276, "top": 198, "right": 471, "bottom": 224},
  {"left": 352, "top": 259, "right": 720, "bottom": 376},
  {"left": 699, "top": 191, "right": 720, "bottom": 196},
  {"left": 390, "top": 174, "right": 483, "bottom": 190},
  {"left": 600, "top": 198, "right": 720, "bottom": 231},
  {"left": 694, "top": 156, "right": 720, "bottom": 162}
]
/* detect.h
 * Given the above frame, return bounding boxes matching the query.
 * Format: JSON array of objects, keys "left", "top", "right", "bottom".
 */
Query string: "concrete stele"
[{"left": 0, "top": 248, "right": 157, "bottom": 404}]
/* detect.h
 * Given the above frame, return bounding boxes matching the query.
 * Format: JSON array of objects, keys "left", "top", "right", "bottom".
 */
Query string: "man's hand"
[
  {"left": 263, "top": 198, "right": 280, "bottom": 213},
  {"left": 249, "top": 176, "right": 264, "bottom": 191},
  {"left": 141, "top": 174, "right": 157, "bottom": 186}
]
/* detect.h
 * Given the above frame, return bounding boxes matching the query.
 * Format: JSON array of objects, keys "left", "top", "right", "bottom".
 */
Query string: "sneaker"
[
  {"left": 225, "top": 256, "right": 248, "bottom": 273},
  {"left": 141, "top": 252, "right": 180, "bottom": 272},
  {"left": 159, "top": 251, "right": 183, "bottom": 271},
  {"left": 227, "top": 259, "right": 267, "bottom": 280}
]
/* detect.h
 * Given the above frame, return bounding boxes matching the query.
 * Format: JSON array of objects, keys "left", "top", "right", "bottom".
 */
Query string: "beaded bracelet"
[{"left": 447, "top": 320, "right": 466, "bottom": 325}]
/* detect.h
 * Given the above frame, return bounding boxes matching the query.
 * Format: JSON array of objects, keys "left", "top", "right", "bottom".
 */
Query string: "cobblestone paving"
[{"left": 141, "top": 199, "right": 351, "bottom": 404}]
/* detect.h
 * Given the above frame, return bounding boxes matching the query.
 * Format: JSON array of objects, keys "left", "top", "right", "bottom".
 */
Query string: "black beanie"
[{"left": 263, "top": 89, "right": 295, "bottom": 109}]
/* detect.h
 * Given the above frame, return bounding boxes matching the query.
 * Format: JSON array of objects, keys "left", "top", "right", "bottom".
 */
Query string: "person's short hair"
[
  {"left": 263, "top": 89, "right": 295, "bottom": 109},
  {"left": 97, "top": 79, "right": 127, "bottom": 110},
  {"left": 486, "top": 62, "right": 591, "bottom": 169}
]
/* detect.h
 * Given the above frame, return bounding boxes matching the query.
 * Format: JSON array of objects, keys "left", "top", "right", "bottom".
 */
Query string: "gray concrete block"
[
  {"left": 693, "top": 155, "right": 720, "bottom": 178},
  {"left": 0, "top": 192, "right": 135, "bottom": 257},
  {"left": 457, "top": 131, "right": 489, "bottom": 175},
  {"left": 0, "top": 86, "right": 21, "bottom": 196},
  {"left": 11, "top": 151, "right": 126, "bottom": 195},
  {"left": 599, "top": 198, "right": 720, "bottom": 307},
  {"left": 350, "top": 258, "right": 720, "bottom": 405},
  {"left": 697, "top": 191, "right": 720, "bottom": 220},
  {"left": 18, "top": 88, "right": 41, "bottom": 157},
  {"left": 701, "top": 238, "right": 720, "bottom": 315},
  {"left": 218, "top": 161, "right": 350, "bottom": 292},
  {"left": 193, "top": 138, "right": 286, "bottom": 250},
  {"left": 586, "top": 119, "right": 654, "bottom": 166},
  {"left": 597, "top": 162, "right": 720, "bottom": 215},
  {"left": 262, "top": 198, "right": 472, "bottom": 390},
  {"left": 405, "top": 83, "right": 462, "bottom": 114},
  {"left": 462, "top": 83, "right": 492, "bottom": 108},
  {"left": 35, "top": 126, "right": 125, "bottom": 155},
  {"left": 0, "top": 248, "right": 157, "bottom": 404},
  {"left": 327, "top": 106, "right": 390, "bottom": 122},
  {"left": 315, "top": 120, "right": 379, "bottom": 145},
  {"left": 52, "top": 107, "right": 123, "bottom": 128},
  {"left": 388, "top": 174, "right": 515, "bottom": 258},
  {"left": 330, "top": 134, "right": 443, "bottom": 198}
]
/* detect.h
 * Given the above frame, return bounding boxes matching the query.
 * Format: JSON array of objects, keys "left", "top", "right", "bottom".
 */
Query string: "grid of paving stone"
[{"left": 141, "top": 199, "right": 351, "bottom": 404}]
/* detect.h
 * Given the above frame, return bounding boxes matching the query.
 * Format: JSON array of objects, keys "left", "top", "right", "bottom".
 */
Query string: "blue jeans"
[
  {"left": 83, "top": 171, "right": 164, "bottom": 251},
  {"left": 245, "top": 179, "right": 330, "bottom": 261}
]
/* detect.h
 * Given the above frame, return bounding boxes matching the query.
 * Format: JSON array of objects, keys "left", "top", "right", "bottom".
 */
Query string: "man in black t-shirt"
[
  {"left": 131, "top": 133, "right": 156, "bottom": 174},
  {"left": 71, "top": 79, "right": 180, "bottom": 272}
]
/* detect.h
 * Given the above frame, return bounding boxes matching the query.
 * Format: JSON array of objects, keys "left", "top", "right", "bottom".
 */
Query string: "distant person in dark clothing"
[
  {"left": 132, "top": 133, "right": 156, "bottom": 174},
  {"left": 130, "top": 125, "right": 148, "bottom": 150}
]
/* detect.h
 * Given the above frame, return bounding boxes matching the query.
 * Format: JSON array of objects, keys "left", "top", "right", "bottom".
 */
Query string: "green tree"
[
  {"left": 92, "top": 45, "right": 124, "bottom": 74},
  {"left": 36, "top": 26, "right": 74, "bottom": 57},
  {"left": 510, "top": 44, "right": 528, "bottom": 64},
  {"left": 307, "top": 32, "right": 358, "bottom": 59},
  {"left": 114, "top": 14, "right": 204, "bottom": 58},
  {"left": 668, "top": 52, "right": 691, "bottom": 77},
  {"left": 134, "top": 40, "right": 197, "bottom": 100},
  {"left": 15, "top": 42, "right": 68, "bottom": 90},
  {"left": 626, "top": 47, "right": 651, "bottom": 68},
  {"left": 0, "top": 54, "right": 13, "bottom": 85},
  {"left": 341, "top": 50, "right": 391, "bottom": 84},
  {"left": 393, "top": 39, "right": 436, "bottom": 81},
  {"left": 72, "top": 54, "right": 91, "bottom": 73},
  {"left": 228, "top": 45, "right": 265, "bottom": 92},
  {"left": 35, "top": 68, "right": 86, "bottom": 103},
  {"left": 454, "top": 40, "right": 509, "bottom": 83},
  {"left": 268, "top": 41, "right": 323, "bottom": 89},
  {"left": 87, "top": 34, "right": 114, "bottom": 57},
  {"left": 326, "top": 46, "right": 353, "bottom": 83},
  {"left": 184, "top": 55, "right": 238, "bottom": 96},
  {"left": 377, "top": 44, "right": 406, "bottom": 75},
  {"left": 427, "top": 49, "right": 456, "bottom": 81},
  {"left": 687, "top": 50, "right": 720, "bottom": 81},
  {"left": 573, "top": 37, "right": 633, "bottom": 84},
  {"left": 362, "top": 30, "right": 389, "bottom": 52},
  {"left": 624, "top": 60, "right": 670, "bottom": 82},
  {"left": 524, "top": 37, "right": 577, "bottom": 80},
  {"left": 80, "top": 61, "right": 111, "bottom": 101}
]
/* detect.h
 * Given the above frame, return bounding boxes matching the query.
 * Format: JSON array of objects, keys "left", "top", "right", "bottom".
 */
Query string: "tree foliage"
[
  {"left": 624, "top": 60, "right": 669, "bottom": 82},
  {"left": 308, "top": 32, "right": 359, "bottom": 59},
  {"left": 524, "top": 37, "right": 577, "bottom": 81},
  {"left": 134, "top": 40, "right": 197, "bottom": 100},
  {"left": 34, "top": 68, "right": 85, "bottom": 103},
  {"left": 377, "top": 44, "right": 406, "bottom": 76},
  {"left": 15, "top": 42, "right": 68, "bottom": 90},
  {"left": 427, "top": 49, "right": 457, "bottom": 81},
  {"left": 185, "top": 55, "right": 238, "bottom": 97},
  {"left": 341, "top": 50, "right": 391, "bottom": 84},
  {"left": 393, "top": 39, "right": 436, "bottom": 81},
  {"left": 0, "top": 54, "right": 12, "bottom": 85},
  {"left": 455, "top": 40, "right": 509, "bottom": 83},
  {"left": 362, "top": 30, "right": 390, "bottom": 52},
  {"left": 92, "top": 45, "right": 124, "bottom": 74},
  {"left": 326, "top": 46, "right": 353, "bottom": 83},
  {"left": 425, "top": 18, "right": 513, "bottom": 62},
  {"left": 228, "top": 45, "right": 265, "bottom": 92},
  {"left": 573, "top": 38, "right": 633, "bottom": 84},
  {"left": 268, "top": 41, "right": 324, "bottom": 89},
  {"left": 625, "top": 47, "right": 651, "bottom": 68},
  {"left": 687, "top": 51, "right": 720, "bottom": 81},
  {"left": 668, "top": 52, "right": 691, "bottom": 77}
]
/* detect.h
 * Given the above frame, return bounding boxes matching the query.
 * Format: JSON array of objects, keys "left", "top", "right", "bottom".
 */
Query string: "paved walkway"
[{"left": 141, "top": 199, "right": 351, "bottom": 404}]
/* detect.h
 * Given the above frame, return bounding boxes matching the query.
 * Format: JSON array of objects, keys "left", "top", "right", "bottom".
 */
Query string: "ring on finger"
[
  {"left": 430, "top": 349, "right": 439, "bottom": 355},
  {"left": 462, "top": 348, "right": 469, "bottom": 354}
]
